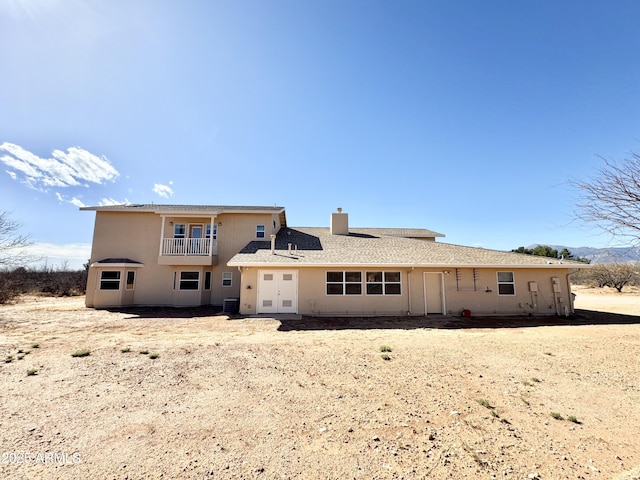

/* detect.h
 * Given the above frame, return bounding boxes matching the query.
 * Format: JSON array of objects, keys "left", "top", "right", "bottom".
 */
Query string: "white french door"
[{"left": 257, "top": 270, "right": 298, "bottom": 314}]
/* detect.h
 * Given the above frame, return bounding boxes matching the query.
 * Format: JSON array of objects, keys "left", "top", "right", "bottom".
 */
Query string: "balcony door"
[
  {"left": 190, "top": 224, "right": 202, "bottom": 239},
  {"left": 189, "top": 224, "right": 203, "bottom": 254}
]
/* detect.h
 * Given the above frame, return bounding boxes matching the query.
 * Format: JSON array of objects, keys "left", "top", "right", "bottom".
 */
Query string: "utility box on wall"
[
  {"left": 528, "top": 281, "right": 538, "bottom": 292},
  {"left": 551, "top": 277, "right": 561, "bottom": 293}
]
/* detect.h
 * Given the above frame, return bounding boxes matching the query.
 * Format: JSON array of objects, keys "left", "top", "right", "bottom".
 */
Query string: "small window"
[
  {"left": 179, "top": 271, "right": 199, "bottom": 290},
  {"left": 206, "top": 224, "right": 218, "bottom": 240},
  {"left": 497, "top": 271, "right": 515, "bottom": 295},
  {"left": 256, "top": 225, "right": 265, "bottom": 238},
  {"left": 100, "top": 271, "right": 121, "bottom": 290},
  {"left": 204, "top": 271, "right": 212, "bottom": 290},
  {"left": 366, "top": 271, "right": 401, "bottom": 295},
  {"left": 222, "top": 272, "right": 232, "bottom": 287},
  {"left": 326, "top": 271, "right": 362, "bottom": 295},
  {"left": 125, "top": 271, "right": 135, "bottom": 290},
  {"left": 174, "top": 223, "right": 186, "bottom": 238}
]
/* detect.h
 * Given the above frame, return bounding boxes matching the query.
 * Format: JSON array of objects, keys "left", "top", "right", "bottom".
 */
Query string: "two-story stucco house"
[
  {"left": 82, "top": 205, "right": 587, "bottom": 316},
  {"left": 82, "top": 204, "right": 286, "bottom": 308}
]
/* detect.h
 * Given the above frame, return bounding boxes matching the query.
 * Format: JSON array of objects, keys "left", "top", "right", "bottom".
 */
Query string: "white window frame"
[
  {"left": 326, "top": 271, "right": 362, "bottom": 295},
  {"left": 256, "top": 225, "right": 265, "bottom": 238},
  {"left": 206, "top": 224, "right": 218, "bottom": 240},
  {"left": 366, "top": 271, "right": 402, "bottom": 295},
  {"left": 222, "top": 272, "right": 232, "bottom": 287},
  {"left": 178, "top": 271, "right": 200, "bottom": 291},
  {"left": 100, "top": 271, "right": 121, "bottom": 290},
  {"left": 125, "top": 270, "right": 136, "bottom": 290},
  {"left": 174, "top": 223, "right": 186, "bottom": 238},
  {"left": 497, "top": 271, "right": 515, "bottom": 295}
]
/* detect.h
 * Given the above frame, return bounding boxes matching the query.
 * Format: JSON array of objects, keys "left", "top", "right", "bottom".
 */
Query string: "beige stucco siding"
[
  {"left": 238, "top": 266, "right": 576, "bottom": 316},
  {"left": 85, "top": 210, "right": 281, "bottom": 308}
]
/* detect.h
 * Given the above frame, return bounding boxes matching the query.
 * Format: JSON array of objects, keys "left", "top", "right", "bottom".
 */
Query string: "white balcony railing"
[{"left": 161, "top": 237, "right": 216, "bottom": 256}]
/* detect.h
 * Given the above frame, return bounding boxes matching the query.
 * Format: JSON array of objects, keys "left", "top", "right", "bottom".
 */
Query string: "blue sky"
[{"left": 2, "top": 0, "right": 640, "bottom": 269}]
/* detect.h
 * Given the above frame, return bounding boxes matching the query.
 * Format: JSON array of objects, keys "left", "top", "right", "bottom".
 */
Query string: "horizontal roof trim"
[
  {"left": 229, "top": 262, "right": 589, "bottom": 269},
  {"left": 80, "top": 204, "right": 285, "bottom": 215}
]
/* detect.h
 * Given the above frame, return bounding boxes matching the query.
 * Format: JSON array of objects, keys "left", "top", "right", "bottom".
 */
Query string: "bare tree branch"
[
  {"left": 0, "top": 211, "right": 35, "bottom": 268},
  {"left": 571, "top": 153, "right": 640, "bottom": 244}
]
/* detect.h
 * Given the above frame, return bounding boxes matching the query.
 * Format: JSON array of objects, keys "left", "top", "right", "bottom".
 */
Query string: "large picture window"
[
  {"left": 366, "top": 271, "right": 401, "bottom": 295},
  {"left": 179, "top": 271, "right": 200, "bottom": 290},
  {"left": 100, "top": 271, "right": 121, "bottom": 290},
  {"left": 497, "top": 271, "right": 515, "bottom": 295},
  {"left": 326, "top": 271, "right": 362, "bottom": 295}
]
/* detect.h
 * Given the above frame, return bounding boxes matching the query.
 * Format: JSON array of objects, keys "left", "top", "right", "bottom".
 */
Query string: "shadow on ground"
[
  {"left": 275, "top": 309, "right": 640, "bottom": 331},
  {"left": 107, "top": 305, "right": 224, "bottom": 319},
  {"left": 103, "top": 306, "right": 640, "bottom": 330}
]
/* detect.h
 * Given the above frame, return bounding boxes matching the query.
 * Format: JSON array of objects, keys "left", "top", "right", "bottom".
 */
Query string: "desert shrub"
[{"left": 0, "top": 265, "right": 88, "bottom": 303}]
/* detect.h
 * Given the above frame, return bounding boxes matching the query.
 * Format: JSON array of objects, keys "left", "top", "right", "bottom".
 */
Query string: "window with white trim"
[
  {"left": 206, "top": 224, "right": 217, "bottom": 240},
  {"left": 125, "top": 271, "right": 135, "bottom": 290},
  {"left": 222, "top": 272, "right": 232, "bottom": 287},
  {"left": 497, "top": 271, "right": 515, "bottom": 295},
  {"left": 256, "top": 225, "right": 265, "bottom": 238},
  {"left": 326, "top": 271, "right": 362, "bottom": 295},
  {"left": 366, "top": 271, "right": 401, "bottom": 295},
  {"left": 100, "top": 271, "right": 121, "bottom": 290},
  {"left": 179, "top": 271, "right": 200, "bottom": 290},
  {"left": 174, "top": 223, "right": 186, "bottom": 238}
]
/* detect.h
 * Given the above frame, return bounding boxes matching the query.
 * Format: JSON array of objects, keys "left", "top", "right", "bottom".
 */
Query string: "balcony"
[{"left": 158, "top": 237, "right": 218, "bottom": 266}]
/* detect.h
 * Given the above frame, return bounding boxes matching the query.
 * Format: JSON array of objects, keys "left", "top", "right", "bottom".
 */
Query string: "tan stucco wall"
[
  {"left": 237, "top": 266, "right": 577, "bottom": 317},
  {"left": 85, "top": 211, "right": 281, "bottom": 308}
]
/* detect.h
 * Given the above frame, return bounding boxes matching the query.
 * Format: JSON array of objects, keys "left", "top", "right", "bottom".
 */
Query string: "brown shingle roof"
[{"left": 228, "top": 227, "right": 588, "bottom": 269}]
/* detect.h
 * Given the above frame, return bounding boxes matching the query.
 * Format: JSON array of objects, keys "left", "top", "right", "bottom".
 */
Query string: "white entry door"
[
  {"left": 423, "top": 272, "right": 445, "bottom": 315},
  {"left": 258, "top": 270, "right": 298, "bottom": 314}
]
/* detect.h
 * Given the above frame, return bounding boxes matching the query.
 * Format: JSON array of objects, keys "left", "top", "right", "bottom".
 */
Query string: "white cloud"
[
  {"left": 70, "top": 197, "right": 86, "bottom": 208},
  {"left": 22, "top": 242, "right": 92, "bottom": 270},
  {"left": 99, "top": 198, "right": 130, "bottom": 206},
  {"left": 153, "top": 183, "right": 174, "bottom": 198},
  {"left": 55, "top": 191, "right": 87, "bottom": 208},
  {"left": 0, "top": 142, "right": 119, "bottom": 191}
]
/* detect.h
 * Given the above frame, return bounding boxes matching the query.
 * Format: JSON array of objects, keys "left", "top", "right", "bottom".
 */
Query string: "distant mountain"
[{"left": 528, "top": 245, "right": 640, "bottom": 264}]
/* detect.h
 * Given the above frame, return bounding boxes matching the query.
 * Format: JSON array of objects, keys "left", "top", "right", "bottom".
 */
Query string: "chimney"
[
  {"left": 330, "top": 207, "right": 349, "bottom": 235},
  {"left": 270, "top": 234, "right": 276, "bottom": 254}
]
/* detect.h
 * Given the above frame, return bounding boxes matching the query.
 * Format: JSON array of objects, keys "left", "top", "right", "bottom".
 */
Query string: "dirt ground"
[{"left": 0, "top": 286, "right": 639, "bottom": 480}]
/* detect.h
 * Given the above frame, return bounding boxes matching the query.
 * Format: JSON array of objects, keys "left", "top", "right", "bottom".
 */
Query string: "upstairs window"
[
  {"left": 256, "top": 225, "right": 265, "bottom": 238},
  {"left": 497, "top": 272, "right": 515, "bottom": 295},
  {"left": 174, "top": 223, "right": 186, "bottom": 238},
  {"left": 206, "top": 224, "right": 218, "bottom": 240}
]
